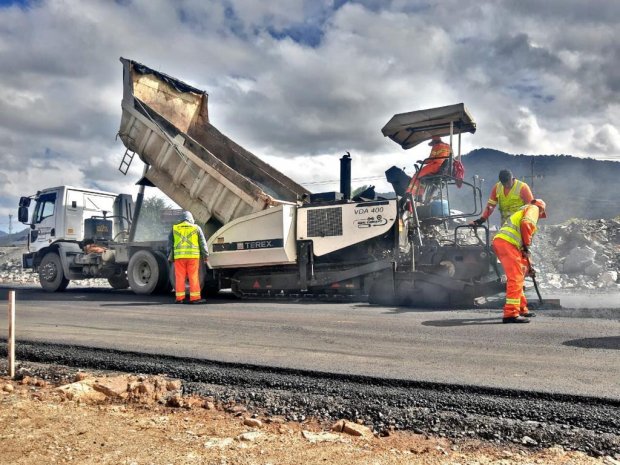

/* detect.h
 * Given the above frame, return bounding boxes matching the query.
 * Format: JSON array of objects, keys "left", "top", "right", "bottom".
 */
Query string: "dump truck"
[{"left": 18, "top": 58, "right": 503, "bottom": 306}]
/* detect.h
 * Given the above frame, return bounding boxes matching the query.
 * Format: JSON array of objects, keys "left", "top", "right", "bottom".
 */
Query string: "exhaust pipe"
[{"left": 340, "top": 152, "right": 351, "bottom": 201}]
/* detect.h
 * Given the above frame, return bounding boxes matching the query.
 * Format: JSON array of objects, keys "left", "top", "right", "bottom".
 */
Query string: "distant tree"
[
  {"left": 351, "top": 185, "right": 370, "bottom": 197},
  {"left": 134, "top": 196, "right": 171, "bottom": 241}
]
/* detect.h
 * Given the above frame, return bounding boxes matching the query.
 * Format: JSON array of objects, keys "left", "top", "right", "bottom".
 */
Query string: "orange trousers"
[
  {"left": 492, "top": 238, "right": 529, "bottom": 318},
  {"left": 406, "top": 158, "right": 445, "bottom": 197},
  {"left": 174, "top": 258, "right": 201, "bottom": 302}
]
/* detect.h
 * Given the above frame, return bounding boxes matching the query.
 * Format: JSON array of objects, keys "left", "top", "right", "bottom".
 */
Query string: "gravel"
[{"left": 1, "top": 341, "right": 618, "bottom": 456}]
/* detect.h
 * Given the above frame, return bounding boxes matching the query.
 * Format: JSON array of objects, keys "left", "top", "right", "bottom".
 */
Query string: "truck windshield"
[{"left": 33, "top": 192, "right": 57, "bottom": 224}]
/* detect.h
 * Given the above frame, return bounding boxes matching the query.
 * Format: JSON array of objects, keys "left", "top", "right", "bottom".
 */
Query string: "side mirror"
[
  {"left": 19, "top": 197, "right": 31, "bottom": 207},
  {"left": 18, "top": 206, "right": 29, "bottom": 223}
]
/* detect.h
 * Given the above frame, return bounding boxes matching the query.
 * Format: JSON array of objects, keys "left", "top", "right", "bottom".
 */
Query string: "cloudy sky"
[{"left": 1, "top": 0, "right": 619, "bottom": 231}]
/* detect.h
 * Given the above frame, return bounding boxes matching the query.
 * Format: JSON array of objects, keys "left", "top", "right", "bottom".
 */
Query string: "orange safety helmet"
[
  {"left": 531, "top": 199, "right": 547, "bottom": 218},
  {"left": 428, "top": 135, "right": 443, "bottom": 146}
]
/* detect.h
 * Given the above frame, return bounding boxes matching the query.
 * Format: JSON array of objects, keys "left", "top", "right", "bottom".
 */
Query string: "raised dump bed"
[{"left": 118, "top": 58, "right": 308, "bottom": 228}]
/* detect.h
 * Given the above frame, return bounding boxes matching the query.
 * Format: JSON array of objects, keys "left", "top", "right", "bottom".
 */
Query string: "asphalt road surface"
[{"left": 1, "top": 285, "right": 619, "bottom": 400}]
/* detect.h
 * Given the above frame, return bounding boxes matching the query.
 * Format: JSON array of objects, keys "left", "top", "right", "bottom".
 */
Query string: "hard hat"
[
  {"left": 531, "top": 199, "right": 547, "bottom": 218},
  {"left": 428, "top": 135, "right": 442, "bottom": 146}
]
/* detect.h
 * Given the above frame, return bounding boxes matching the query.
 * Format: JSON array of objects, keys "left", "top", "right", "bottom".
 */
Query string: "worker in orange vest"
[
  {"left": 406, "top": 135, "right": 452, "bottom": 201},
  {"left": 492, "top": 199, "right": 547, "bottom": 323},
  {"left": 471, "top": 169, "right": 534, "bottom": 226},
  {"left": 167, "top": 211, "right": 209, "bottom": 304}
]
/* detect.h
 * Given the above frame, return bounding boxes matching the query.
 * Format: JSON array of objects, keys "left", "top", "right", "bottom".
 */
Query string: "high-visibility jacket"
[
  {"left": 429, "top": 142, "right": 451, "bottom": 160},
  {"left": 495, "top": 180, "right": 528, "bottom": 224},
  {"left": 494, "top": 205, "right": 540, "bottom": 250},
  {"left": 172, "top": 221, "right": 202, "bottom": 259}
]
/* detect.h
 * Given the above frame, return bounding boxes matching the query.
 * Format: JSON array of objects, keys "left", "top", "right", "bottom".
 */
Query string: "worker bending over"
[
  {"left": 492, "top": 199, "right": 547, "bottom": 324},
  {"left": 168, "top": 211, "right": 209, "bottom": 304},
  {"left": 406, "top": 135, "right": 452, "bottom": 201},
  {"left": 472, "top": 169, "right": 533, "bottom": 226}
]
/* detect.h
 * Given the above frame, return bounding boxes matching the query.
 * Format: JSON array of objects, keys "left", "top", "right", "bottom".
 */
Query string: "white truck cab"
[{"left": 20, "top": 186, "right": 125, "bottom": 255}]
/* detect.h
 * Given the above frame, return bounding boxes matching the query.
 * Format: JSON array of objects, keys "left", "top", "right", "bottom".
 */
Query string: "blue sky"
[{"left": 0, "top": 0, "right": 619, "bottom": 227}]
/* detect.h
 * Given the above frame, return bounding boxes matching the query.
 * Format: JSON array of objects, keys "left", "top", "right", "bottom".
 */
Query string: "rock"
[
  {"left": 56, "top": 381, "right": 107, "bottom": 402},
  {"left": 521, "top": 435, "right": 538, "bottom": 445},
  {"left": 598, "top": 271, "right": 618, "bottom": 287},
  {"left": 2, "top": 384, "right": 14, "bottom": 393},
  {"left": 342, "top": 421, "right": 373, "bottom": 438},
  {"left": 562, "top": 246, "right": 596, "bottom": 274},
  {"left": 74, "top": 372, "right": 89, "bottom": 382},
  {"left": 243, "top": 418, "right": 262, "bottom": 428},
  {"left": 92, "top": 376, "right": 129, "bottom": 398},
  {"left": 166, "top": 395, "right": 183, "bottom": 408},
  {"left": 237, "top": 431, "right": 262, "bottom": 442},
  {"left": 166, "top": 380, "right": 182, "bottom": 391},
  {"left": 331, "top": 419, "right": 346, "bottom": 432},
  {"left": 585, "top": 263, "right": 603, "bottom": 277}
]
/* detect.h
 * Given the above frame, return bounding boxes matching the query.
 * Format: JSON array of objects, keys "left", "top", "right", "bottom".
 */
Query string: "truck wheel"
[
  {"left": 39, "top": 252, "right": 70, "bottom": 292},
  {"left": 108, "top": 272, "right": 129, "bottom": 290},
  {"left": 153, "top": 251, "right": 172, "bottom": 294},
  {"left": 127, "top": 250, "right": 161, "bottom": 295}
]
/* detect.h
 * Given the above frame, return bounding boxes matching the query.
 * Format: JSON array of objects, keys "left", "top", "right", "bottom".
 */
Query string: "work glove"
[
  {"left": 470, "top": 217, "right": 486, "bottom": 226},
  {"left": 521, "top": 245, "right": 530, "bottom": 259}
]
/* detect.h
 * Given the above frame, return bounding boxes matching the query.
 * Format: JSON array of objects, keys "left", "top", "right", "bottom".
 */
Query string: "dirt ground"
[{"left": 0, "top": 371, "right": 615, "bottom": 465}]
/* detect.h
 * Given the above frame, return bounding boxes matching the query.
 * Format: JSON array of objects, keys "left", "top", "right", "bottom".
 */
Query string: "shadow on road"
[
  {"left": 563, "top": 336, "right": 620, "bottom": 350},
  {"left": 422, "top": 317, "right": 503, "bottom": 327}
]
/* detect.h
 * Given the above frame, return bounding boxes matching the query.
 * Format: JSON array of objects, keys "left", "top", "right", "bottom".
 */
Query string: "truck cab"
[
  {"left": 20, "top": 186, "right": 129, "bottom": 255},
  {"left": 19, "top": 186, "right": 135, "bottom": 291}
]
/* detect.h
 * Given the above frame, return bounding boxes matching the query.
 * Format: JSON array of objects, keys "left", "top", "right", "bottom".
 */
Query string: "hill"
[
  {"left": 453, "top": 149, "right": 620, "bottom": 225},
  {"left": 0, "top": 228, "right": 29, "bottom": 246}
]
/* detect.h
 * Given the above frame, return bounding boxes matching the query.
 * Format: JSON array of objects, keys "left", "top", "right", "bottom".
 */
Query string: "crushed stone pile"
[
  {"left": 532, "top": 217, "right": 620, "bottom": 290},
  {"left": 0, "top": 246, "right": 108, "bottom": 288}
]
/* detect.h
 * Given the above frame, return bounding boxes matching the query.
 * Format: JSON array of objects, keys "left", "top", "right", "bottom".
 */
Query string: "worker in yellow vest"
[
  {"left": 471, "top": 169, "right": 534, "bottom": 226},
  {"left": 167, "top": 211, "right": 209, "bottom": 304},
  {"left": 492, "top": 199, "right": 547, "bottom": 323}
]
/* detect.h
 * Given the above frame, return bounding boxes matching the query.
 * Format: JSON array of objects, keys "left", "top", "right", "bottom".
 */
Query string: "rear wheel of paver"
[
  {"left": 39, "top": 252, "right": 70, "bottom": 292},
  {"left": 127, "top": 250, "right": 161, "bottom": 295}
]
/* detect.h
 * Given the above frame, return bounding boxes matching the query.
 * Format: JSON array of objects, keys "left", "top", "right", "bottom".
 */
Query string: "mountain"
[
  {"left": 0, "top": 228, "right": 29, "bottom": 246},
  {"left": 451, "top": 149, "right": 620, "bottom": 225}
]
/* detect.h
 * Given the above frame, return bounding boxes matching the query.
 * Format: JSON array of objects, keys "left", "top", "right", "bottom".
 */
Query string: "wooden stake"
[{"left": 8, "top": 290, "right": 15, "bottom": 379}]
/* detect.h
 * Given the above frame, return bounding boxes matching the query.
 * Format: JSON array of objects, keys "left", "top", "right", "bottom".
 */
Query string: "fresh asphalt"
[{"left": 0, "top": 285, "right": 618, "bottom": 399}]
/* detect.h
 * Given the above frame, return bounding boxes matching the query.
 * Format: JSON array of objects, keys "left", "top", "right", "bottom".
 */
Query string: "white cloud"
[{"left": 0, "top": 0, "right": 618, "bottom": 224}]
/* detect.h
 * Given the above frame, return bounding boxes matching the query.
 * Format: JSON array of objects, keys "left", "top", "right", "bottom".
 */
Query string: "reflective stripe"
[
  {"left": 494, "top": 209, "right": 525, "bottom": 249},
  {"left": 430, "top": 143, "right": 451, "bottom": 159},
  {"left": 497, "top": 180, "right": 527, "bottom": 224},
  {"left": 488, "top": 198, "right": 497, "bottom": 206},
  {"left": 173, "top": 222, "right": 201, "bottom": 259},
  {"left": 506, "top": 298, "right": 521, "bottom": 305}
]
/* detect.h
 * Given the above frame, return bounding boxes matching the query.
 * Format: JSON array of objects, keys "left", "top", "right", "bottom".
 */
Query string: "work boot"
[
  {"left": 174, "top": 300, "right": 186, "bottom": 305},
  {"left": 502, "top": 315, "right": 530, "bottom": 324},
  {"left": 520, "top": 312, "right": 536, "bottom": 318},
  {"left": 189, "top": 299, "right": 207, "bottom": 305}
]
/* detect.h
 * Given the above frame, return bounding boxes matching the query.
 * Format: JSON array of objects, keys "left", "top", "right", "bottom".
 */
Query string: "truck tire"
[
  {"left": 153, "top": 251, "right": 172, "bottom": 294},
  {"left": 39, "top": 252, "right": 70, "bottom": 292},
  {"left": 127, "top": 250, "right": 162, "bottom": 295},
  {"left": 108, "top": 271, "right": 129, "bottom": 290}
]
